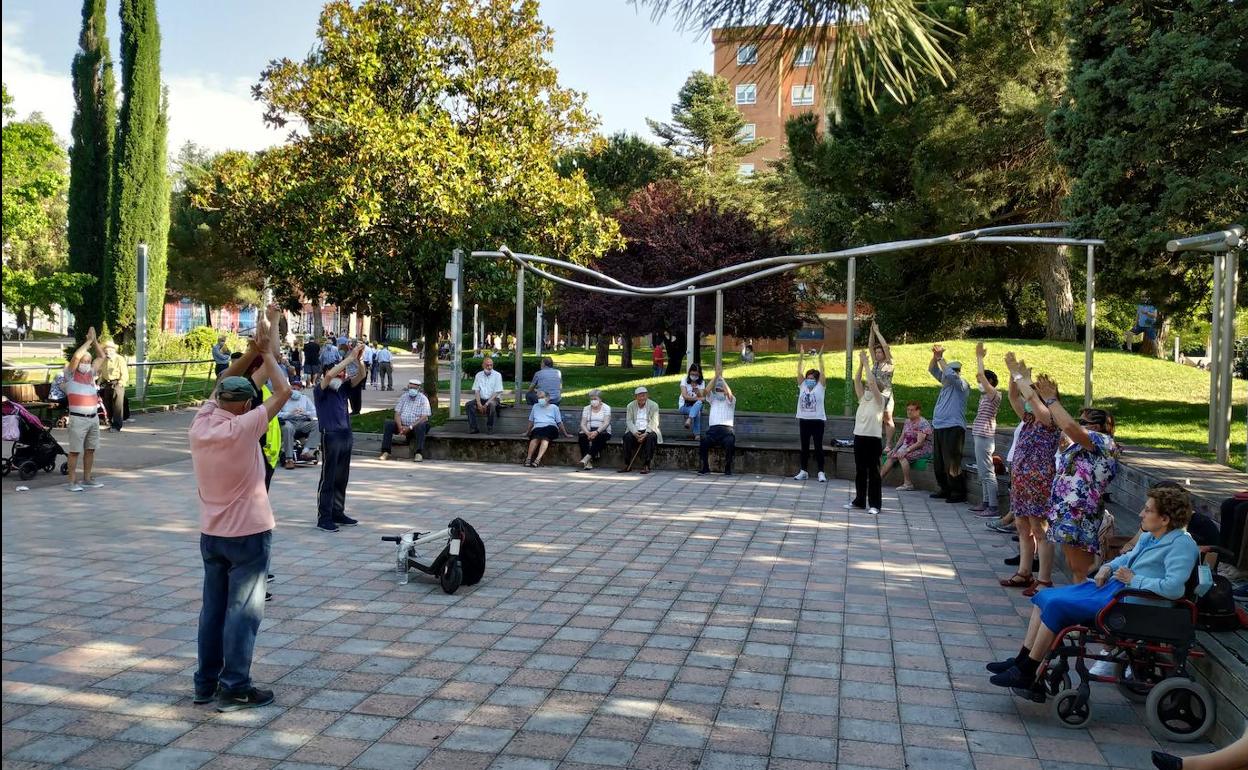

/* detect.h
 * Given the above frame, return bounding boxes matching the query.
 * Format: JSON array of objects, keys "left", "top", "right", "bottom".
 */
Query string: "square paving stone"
[
  {"left": 564, "top": 736, "right": 638, "bottom": 766},
  {"left": 129, "top": 746, "right": 216, "bottom": 770},
  {"left": 227, "top": 729, "right": 312, "bottom": 760},
  {"left": 351, "top": 742, "right": 429, "bottom": 770},
  {"left": 7, "top": 734, "right": 97, "bottom": 764}
]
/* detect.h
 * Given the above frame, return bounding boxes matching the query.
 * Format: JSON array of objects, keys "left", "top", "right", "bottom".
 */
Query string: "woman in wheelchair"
[{"left": 987, "top": 485, "right": 1197, "bottom": 699}]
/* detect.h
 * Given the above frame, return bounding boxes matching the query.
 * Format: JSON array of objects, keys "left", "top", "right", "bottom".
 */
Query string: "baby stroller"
[
  {"left": 1034, "top": 547, "right": 1226, "bottom": 742},
  {"left": 2, "top": 399, "right": 68, "bottom": 481},
  {"left": 381, "top": 518, "right": 485, "bottom": 594}
]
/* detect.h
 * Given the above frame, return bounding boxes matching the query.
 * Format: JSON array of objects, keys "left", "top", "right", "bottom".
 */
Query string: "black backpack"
[
  {"left": 1196, "top": 573, "right": 1245, "bottom": 631},
  {"left": 431, "top": 518, "right": 486, "bottom": 587}
]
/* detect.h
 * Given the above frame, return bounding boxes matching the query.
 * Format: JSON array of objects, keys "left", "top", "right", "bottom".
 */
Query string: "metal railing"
[{"left": 1, "top": 359, "right": 217, "bottom": 410}]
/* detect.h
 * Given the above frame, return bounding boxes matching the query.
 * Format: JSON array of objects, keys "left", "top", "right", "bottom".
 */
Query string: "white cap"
[
  {"left": 634, "top": 386, "right": 648, "bottom": 395},
  {"left": 407, "top": 378, "right": 422, "bottom": 387}
]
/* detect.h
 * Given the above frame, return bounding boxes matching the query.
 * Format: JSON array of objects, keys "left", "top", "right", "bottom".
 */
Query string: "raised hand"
[
  {"left": 975, "top": 341, "right": 986, "bottom": 359},
  {"left": 1033, "top": 374, "right": 1057, "bottom": 400},
  {"left": 1004, "top": 351, "right": 1019, "bottom": 372},
  {"left": 932, "top": 344, "right": 945, "bottom": 356},
  {"left": 858, "top": 349, "right": 868, "bottom": 366},
  {"left": 86, "top": 326, "right": 97, "bottom": 342}
]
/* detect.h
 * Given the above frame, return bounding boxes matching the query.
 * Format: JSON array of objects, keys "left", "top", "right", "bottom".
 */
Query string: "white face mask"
[
  {"left": 407, "top": 388, "right": 420, "bottom": 397},
  {"left": 590, "top": 398, "right": 601, "bottom": 407},
  {"left": 328, "top": 378, "right": 343, "bottom": 391},
  {"left": 538, "top": 397, "right": 548, "bottom": 406},
  {"left": 77, "top": 363, "right": 92, "bottom": 374}
]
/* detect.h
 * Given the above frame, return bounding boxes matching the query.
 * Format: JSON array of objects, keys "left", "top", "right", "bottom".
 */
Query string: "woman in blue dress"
[{"left": 986, "top": 484, "right": 1198, "bottom": 700}]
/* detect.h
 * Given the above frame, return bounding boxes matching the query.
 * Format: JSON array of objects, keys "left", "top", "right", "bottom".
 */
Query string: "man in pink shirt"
[{"left": 190, "top": 326, "right": 291, "bottom": 712}]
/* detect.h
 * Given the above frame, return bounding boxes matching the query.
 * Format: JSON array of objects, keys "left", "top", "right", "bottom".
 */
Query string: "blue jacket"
[{"left": 1106, "top": 528, "right": 1199, "bottom": 600}]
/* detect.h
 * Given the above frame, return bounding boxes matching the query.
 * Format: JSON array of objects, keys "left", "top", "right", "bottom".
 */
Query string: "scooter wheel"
[
  {"left": 60, "top": 462, "right": 69, "bottom": 475},
  {"left": 440, "top": 559, "right": 463, "bottom": 594},
  {"left": 19, "top": 461, "right": 38, "bottom": 481}
]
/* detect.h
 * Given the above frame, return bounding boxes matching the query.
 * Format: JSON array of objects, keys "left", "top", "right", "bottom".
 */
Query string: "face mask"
[
  {"left": 407, "top": 388, "right": 420, "bottom": 397},
  {"left": 804, "top": 379, "right": 816, "bottom": 389},
  {"left": 590, "top": 398, "right": 601, "bottom": 407},
  {"left": 291, "top": 390, "right": 302, "bottom": 399},
  {"left": 77, "top": 363, "right": 92, "bottom": 374},
  {"left": 538, "top": 397, "right": 548, "bottom": 406},
  {"left": 713, "top": 391, "right": 726, "bottom": 401},
  {"left": 328, "top": 378, "right": 343, "bottom": 391},
  {"left": 978, "top": 383, "right": 986, "bottom": 393}
]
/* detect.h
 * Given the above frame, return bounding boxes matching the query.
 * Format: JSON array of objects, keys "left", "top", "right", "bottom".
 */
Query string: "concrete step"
[{"left": 1192, "top": 628, "right": 1248, "bottom": 745}]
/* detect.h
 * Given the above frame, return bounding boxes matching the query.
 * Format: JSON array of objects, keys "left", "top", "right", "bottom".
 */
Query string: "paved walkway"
[{"left": 1, "top": 459, "right": 1216, "bottom": 769}]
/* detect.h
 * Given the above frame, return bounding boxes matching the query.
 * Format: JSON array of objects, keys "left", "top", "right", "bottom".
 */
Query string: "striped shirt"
[
  {"left": 394, "top": 392, "right": 431, "bottom": 427},
  {"left": 972, "top": 388, "right": 1002, "bottom": 437},
  {"left": 65, "top": 369, "right": 98, "bottom": 416}
]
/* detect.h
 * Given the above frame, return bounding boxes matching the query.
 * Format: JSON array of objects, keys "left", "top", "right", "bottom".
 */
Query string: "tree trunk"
[
  {"left": 423, "top": 316, "right": 440, "bottom": 410},
  {"left": 1000, "top": 287, "right": 1023, "bottom": 337},
  {"left": 1040, "top": 247, "right": 1077, "bottom": 341},
  {"left": 665, "top": 333, "right": 687, "bottom": 375},
  {"left": 594, "top": 334, "right": 609, "bottom": 366},
  {"left": 312, "top": 299, "right": 324, "bottom": 337},
  {"left": 621, "top": 334, "right": 634, "bottom": 368}
]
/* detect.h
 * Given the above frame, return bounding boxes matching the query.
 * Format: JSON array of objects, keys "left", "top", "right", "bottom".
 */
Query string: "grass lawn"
[{"left": 488, "top": 341, "right": 1245, "bottom": 470}]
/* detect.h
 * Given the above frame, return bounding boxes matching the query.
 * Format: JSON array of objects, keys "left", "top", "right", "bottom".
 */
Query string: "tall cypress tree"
[
  {"left": 67, "top": 0, "right": 115, "bottom": 339},
  {"left": 105, "top": 0, "right": 168, "bottom": 339}
]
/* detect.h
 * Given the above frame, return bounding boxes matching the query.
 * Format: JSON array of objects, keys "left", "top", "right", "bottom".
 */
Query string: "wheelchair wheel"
[
  {"left": 1145, "top": 677, "right": 1216, "bottom": 742},
  {"left": 1050, "top": 688, "right": 1092, "bottom": 728},
  {"left": 1114, "top": 659, "right": 1154, "bottom": 703},
  {"left": 439, "top": 558, "right": 463, "bottom": 594},
  {"left": 2, "top": 457, "right": 10, "bottom": 476}
]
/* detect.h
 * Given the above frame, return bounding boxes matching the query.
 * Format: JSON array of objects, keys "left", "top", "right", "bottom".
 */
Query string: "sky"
[{"left": 1, "top": 0, "right": 714, "bottom": 153}]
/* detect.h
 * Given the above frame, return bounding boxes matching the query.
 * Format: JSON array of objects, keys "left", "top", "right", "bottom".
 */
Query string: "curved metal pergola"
[{"left": 444, "top": 221, "right": 1106, "bottom": 421}]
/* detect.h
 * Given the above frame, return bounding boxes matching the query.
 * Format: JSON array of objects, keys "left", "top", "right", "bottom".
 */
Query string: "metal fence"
[{"left": 1, "top": 359, "right": 217, "bottom": 410}]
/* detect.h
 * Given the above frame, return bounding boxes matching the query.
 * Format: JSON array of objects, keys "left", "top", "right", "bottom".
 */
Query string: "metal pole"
[
  {"left": 515, "top": 267, "right": 524, "bottom": 406},
  {"left": 472, "top": 304, "right": 479, "bottom": 352},
  {"left": 1173, "top": 335, "right": 1180, "bottom": 363},
  {"left": 844, "top": 256, "right": 856, "bottom": 416},
  {"left": 1216, "top": 250, "right": 1238, "bottom": 464},
  {"left": 714, "top": 290, "right": 724, "bottom": 372},
  {"left": 135, "top": 243, "right": 148, "bottom": 402},
  {"left": 449, "top": 249, "right": 463, "bottom": 419},
  {"left": 686, "top": 287, "right": 695, "bottom": 373},
  {"left": 535, "top": 304, "right": 543, "bottom": 358},
  {"left": 1084, "top": 245, "right": 1095, "bottom": 409},
  {"left": 1209, "top": 253, "right": 1223, "bottom": 451},
  {"left": 553, "top": 318, "right": 559, "bottom": 350}
]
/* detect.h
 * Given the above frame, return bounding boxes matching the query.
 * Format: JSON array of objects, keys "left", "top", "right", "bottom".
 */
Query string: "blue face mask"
[
  {"left": 407, "top": 388, "right": 420, "bottom": 398},
  {"left": 538, "top": 397, "right": 548, "bottom": 406},
  {"left": 1023, "top": 401, "right": 1033, "bottom": 414},
  {"left": 804, "top": 379, "right": 817, "bottom": 389}
]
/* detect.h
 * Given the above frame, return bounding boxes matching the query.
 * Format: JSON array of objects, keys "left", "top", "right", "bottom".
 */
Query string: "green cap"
[{"left": 218, "top": 376, "right": 254, "bottom": 401}]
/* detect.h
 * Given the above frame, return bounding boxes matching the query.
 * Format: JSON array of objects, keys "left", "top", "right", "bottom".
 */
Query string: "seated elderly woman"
[
  {"left": 524, "top": 389, "right": 570, "bottom": 468},
  {"left": 987, "top": 484, "right": 1198, "bottom": 700},
  {"left": 576, "top": 390, "right": 612, "bottom": 471}
]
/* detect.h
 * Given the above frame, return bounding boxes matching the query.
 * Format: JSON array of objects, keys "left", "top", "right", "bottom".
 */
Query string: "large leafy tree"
[
  {"left": 647, "top": 71, "right": 762, "bottom": 175},
  {"left": 557, "top": 132, "right": 678, "bottom": 214},
  {"left": 203, "top": 0, "right": 616, "bottom": 406},
  {"left": 785, "top": 0, "right": 1078, "bottom": 340},
  {"left": 66, "top": 0, "right": 114, "bottom": 339},
  {"left": 1048, "top": 0, "right": 1248, "bottom": 335},
  {"left": 105, "top": 0, "right": 169, "bottom": 340},
  {"left": 556, "top": 182, "right": 808, "bottom": 373}
]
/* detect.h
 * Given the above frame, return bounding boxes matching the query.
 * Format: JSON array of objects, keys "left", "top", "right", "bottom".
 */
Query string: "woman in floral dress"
[
  {"left": 998, "top": 353, "right": 1063, "bottom": 596},
  {"left": 1018, "top": 371, "right": 1119, "bottom": 584},
  {"left": 880, "top": 401, "right": 932, "bottom": 491}
]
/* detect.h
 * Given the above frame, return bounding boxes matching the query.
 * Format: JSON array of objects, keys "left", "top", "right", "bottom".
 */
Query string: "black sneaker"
[
  {"left": 946, "top": 495, "right": 968, "bottom": 504},
  {"left": 265, "top": 592, "right": 272, "bottom": 602},
  {"left": 929, "top": 491, "right": 949, "bottom": 499},
  {"left": 193, "top": 686, "right": 219, "bottom": 705},
  {"left": 986, "top": 657, "right": 1019, "bottom": 674},
  {"left": 317, "top": 523, "right": 341, "bottom": 533},
  {"left": 266, "top": 574, "right": 275, "bottom": 583},
  {"left": 216, "top": 686, "right": 275, "bottom": 712},
  {"left": 697, "top": 468, "right": 710, "bottom": 475},
  {"left": 334, "top": 516, "right": 359, "bottom": 527}
]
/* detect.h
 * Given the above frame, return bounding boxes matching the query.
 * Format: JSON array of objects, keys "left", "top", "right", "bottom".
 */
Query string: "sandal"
[
  {"left": 1022, "top": 580, "right": 1053, "bottom": 597},
  {"left": 999, "top": 573, "right": 1035, "bottom": 588}
]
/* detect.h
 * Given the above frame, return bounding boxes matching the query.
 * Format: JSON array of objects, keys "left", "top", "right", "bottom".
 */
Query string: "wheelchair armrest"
[{"left": 1097, "top": 588, "right": 1198, "bottom": 633}]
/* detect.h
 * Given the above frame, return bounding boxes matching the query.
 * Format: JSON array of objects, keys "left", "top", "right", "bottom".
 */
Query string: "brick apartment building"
[{"left": 712, "top": 25, "right": 834, "bottom": 174}]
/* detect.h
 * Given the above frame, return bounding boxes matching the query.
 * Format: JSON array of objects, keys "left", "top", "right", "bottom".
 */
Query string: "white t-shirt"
[
  {"left": 795, "top": 382, "right": 826, "bottom": 421},
  {"left": 853, "top": 392, "right": 884, "bottom": 438},
  {"left": 581, "top": 403, "right": 612, "bottom": 433},
  {"left": 472, "top": 369, "right": 505, "bottom": 400},
  {"left": 708, "top": 396, "right": 735, "bottom": 427}
]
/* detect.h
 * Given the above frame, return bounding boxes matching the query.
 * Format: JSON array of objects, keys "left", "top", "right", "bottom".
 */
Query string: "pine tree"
[
  {"left": 67, "top": 0, "right": 115, "bottom": 339},
  {"left": 105, "top": 0, "right": 168, "bottom": 340}
]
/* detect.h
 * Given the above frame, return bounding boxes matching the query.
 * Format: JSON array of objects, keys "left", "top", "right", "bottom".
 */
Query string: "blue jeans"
[
  {"left": 679, "top": 400, "right": 703, "bottom": 435},
  {"left": 652, "top": 365, "right": 664, "bottom": 377},
  {"left": 195, "top": 530, "right": 271, "bottom": 695}
]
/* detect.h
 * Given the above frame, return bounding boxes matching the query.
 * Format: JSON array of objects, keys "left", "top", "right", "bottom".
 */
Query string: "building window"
[
  {"left": 795, "top": 44, "right": 816, "bottom": 67},
  {"left": 791, "top": 84, "right": 815, "bottom": 106},
  {"left": 735, "top": 84, "right": 756, "bottom": 105},
  {"left": 738, "top": 123, "right": 756, "bottom": 142},
  {"left": 737, "top": 44, "right": 758, "bottom": 66},
  {"left": 738, "top": 163, "right": 755, "bottom": 177}
]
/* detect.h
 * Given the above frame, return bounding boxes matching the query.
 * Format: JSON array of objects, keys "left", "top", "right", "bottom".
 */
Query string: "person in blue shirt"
[
  {"left": 526, "top": 357, "right": 563, "bottom": 405},
  {"left": 523, "top": 389, "right": 570, "bottom": 467},
  {"left": 928, "top": 344, "right": 971, "bottom": 503},
  {"left": 313, "top": 344, "right": 366, "bottom": 532},
  {"left": 986, "top": 485, "right": 1199, "bottom": 701}
]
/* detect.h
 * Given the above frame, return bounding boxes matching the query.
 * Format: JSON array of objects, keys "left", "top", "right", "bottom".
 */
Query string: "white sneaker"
[
  {"left": 817, "top": 472, "right": 827, "bottom": 483},
  {"left": 842, "top": 503, "right": 861, "bottom": 510},
  {"left": 413, "top": 453, "right": 424, "bottom": 462},
  {"left": 794, "top": 470, "right": 809, "bottom": 481},
  {"left": 83, "top": 479, "right": 104, "bottom": 488},
  {"left": 1087, "top": 659, "right": 1116, "bottom": 677},
  {"left": 378, "top": 452, "right": 390, "bottom": 461},
  {"left": 867, "top": 507, "right": 880, "bottom": 515},
  {"left": 68, "top": 483, "right": 84, "bottom": 492}
]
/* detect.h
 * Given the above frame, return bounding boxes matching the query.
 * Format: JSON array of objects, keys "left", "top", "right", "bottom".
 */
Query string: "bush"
[
  {"left": 462, "top": 355, "right": 541, "bottom": 381},
  {"left": 145, "top": 327, "right": 245, "bottom": 362}
]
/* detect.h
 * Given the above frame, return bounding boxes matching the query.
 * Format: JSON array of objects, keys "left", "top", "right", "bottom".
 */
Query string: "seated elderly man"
[
  {"left": 987, "top": 484, "right": 1198, "bottom": 702},
  {"left": 277, "top": 378, "right": 320, "bottom": 468},
  {"left": 379, "top": 379, "right": 431, "bottom": 462},
  {"left": 526, "top": 356, "right": 562, "bottom": 405},
  {"left": 468, "top": 357, "right": 505, "bottom": 434},
  {"left": 620, "top": 386, "right": 662, "bottom": 475}
]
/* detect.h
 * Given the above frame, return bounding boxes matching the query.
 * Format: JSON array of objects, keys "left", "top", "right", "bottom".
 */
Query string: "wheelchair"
[{"left": 1034, "top": 551, "right": 1223, "bottom": 742}]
